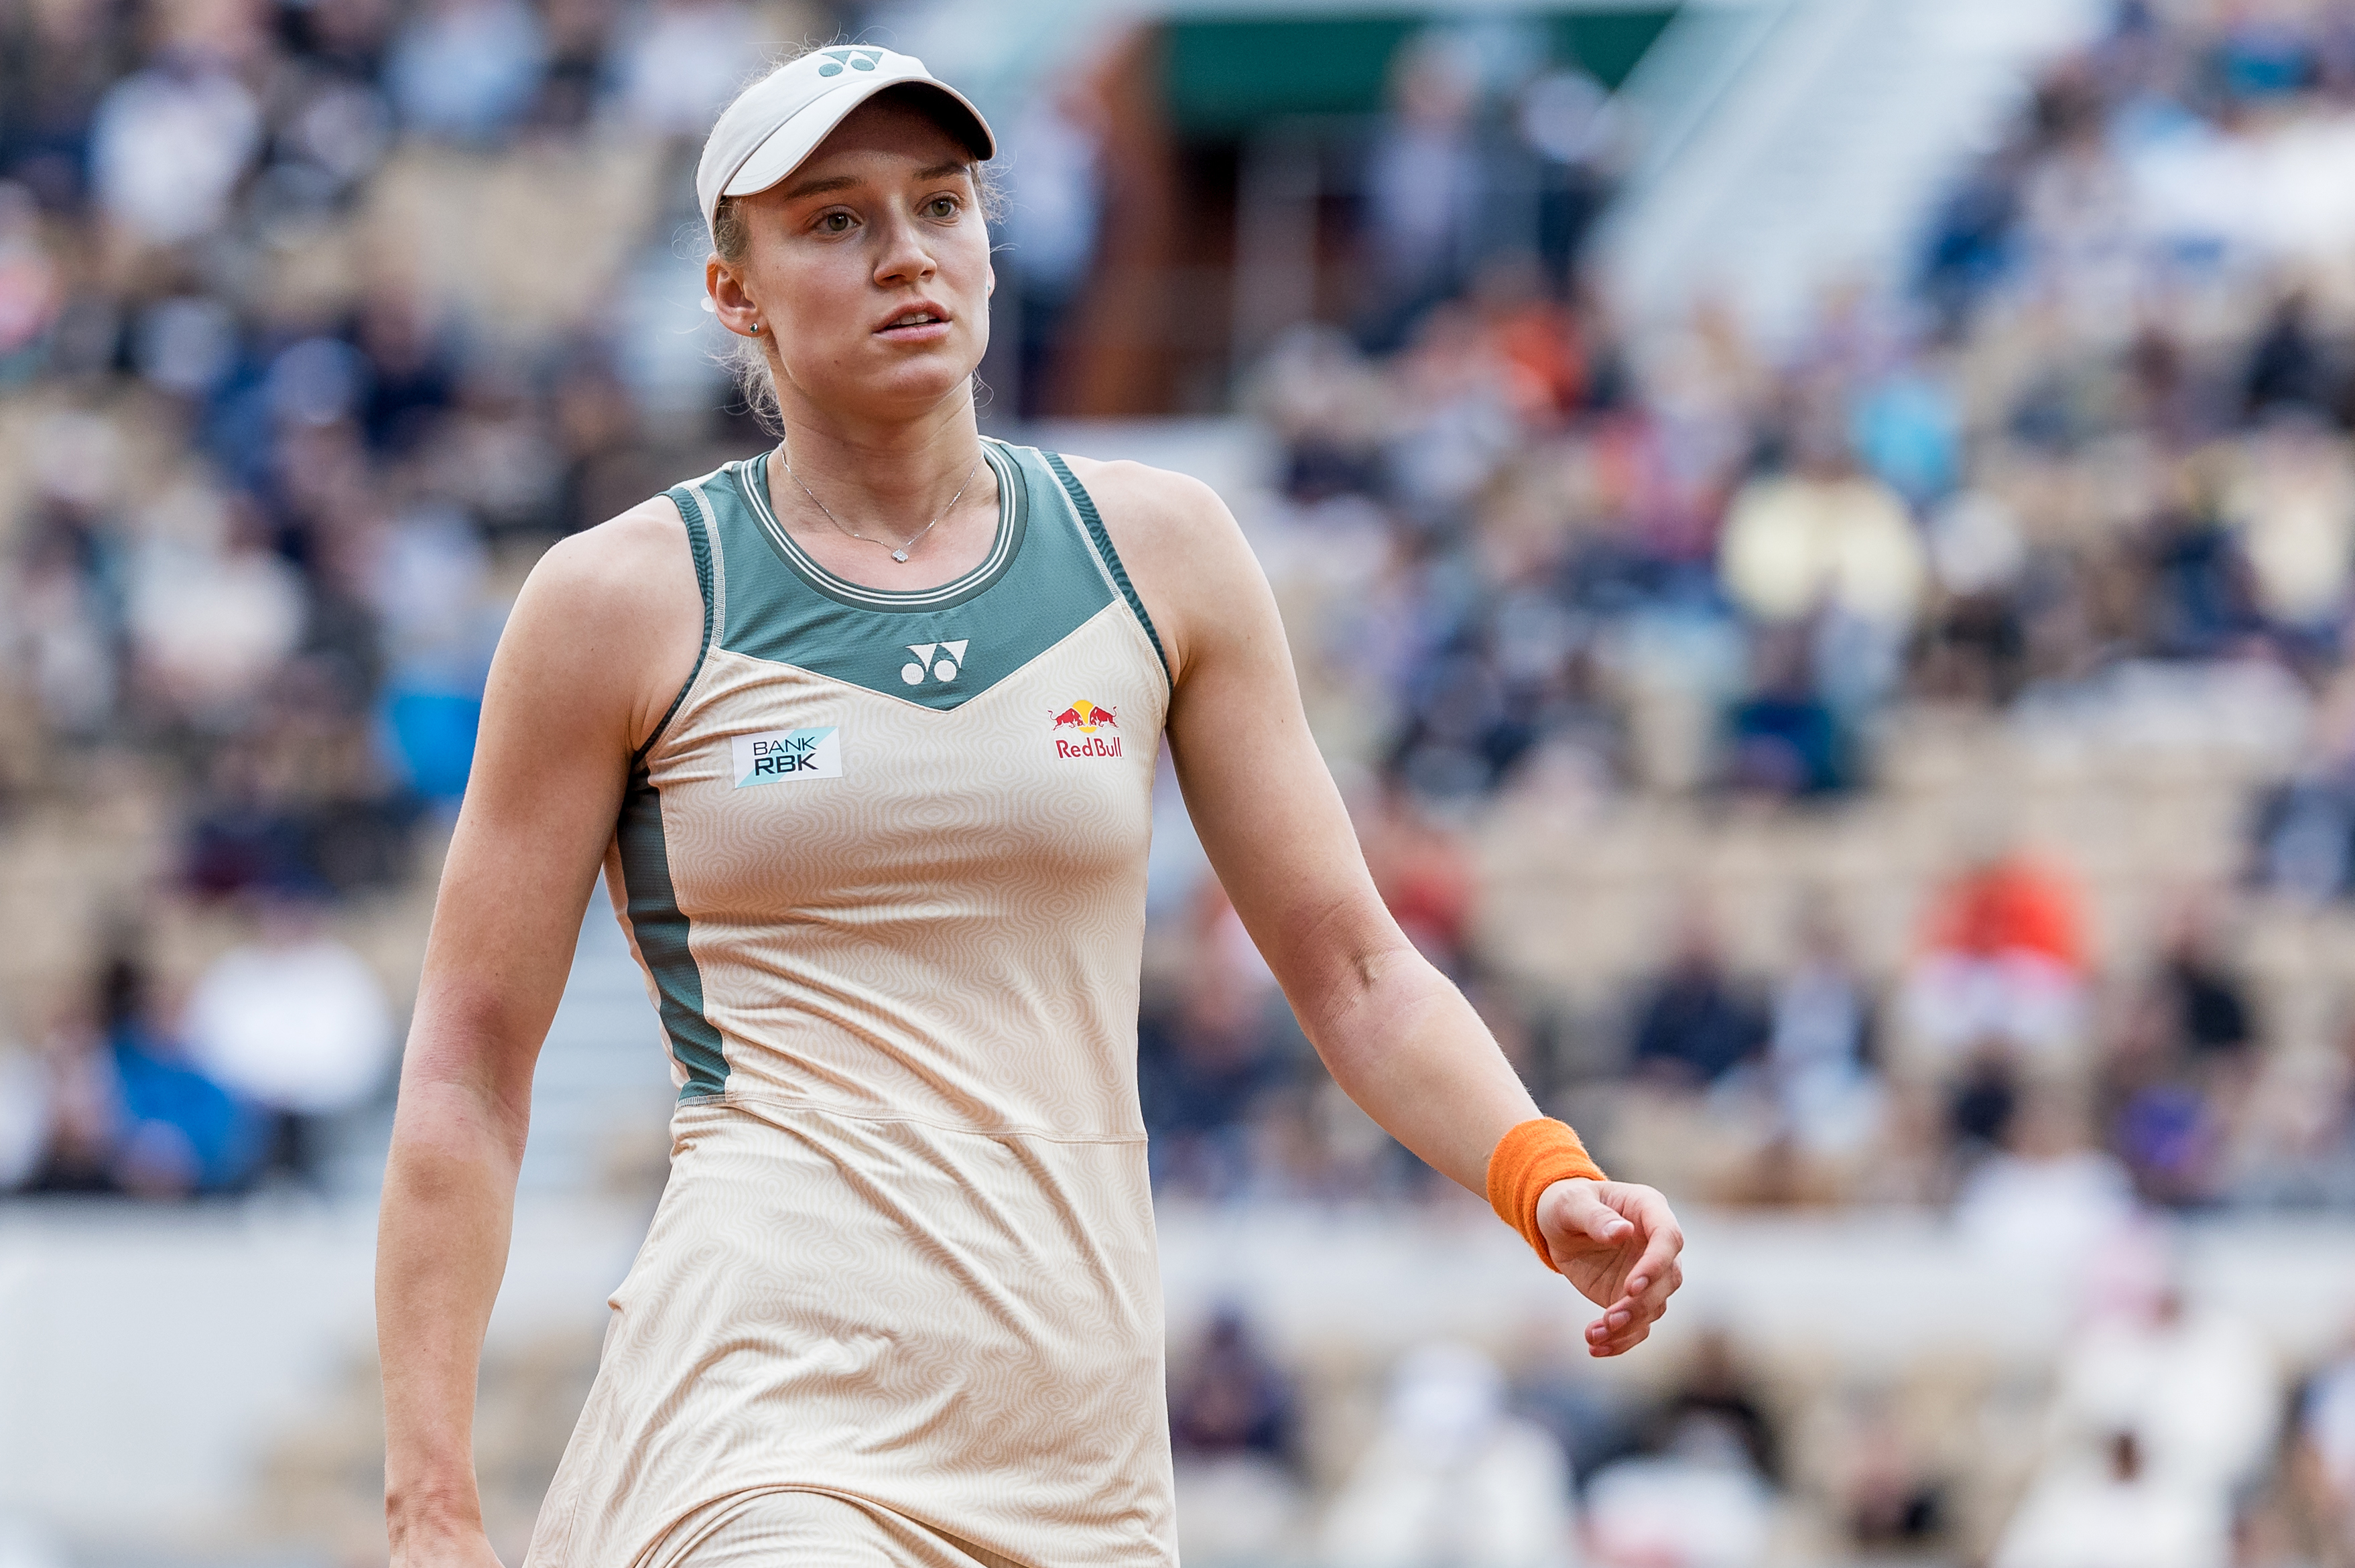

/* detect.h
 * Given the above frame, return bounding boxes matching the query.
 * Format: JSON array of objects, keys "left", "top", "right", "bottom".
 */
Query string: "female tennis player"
[{"left": 377, "top": 45, "right": 1684, "bottom": 1568}]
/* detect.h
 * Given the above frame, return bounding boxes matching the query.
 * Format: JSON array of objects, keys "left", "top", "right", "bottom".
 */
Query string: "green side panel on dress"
[
  {"left": 702, "top": 440, "right": 1125, "bottom": 710},
  {"left": 615, "top": 769, "right": 730, "bottom": 1101},
  {"left": 617, "top": 482, "right": 728, "bottom": 1102}
]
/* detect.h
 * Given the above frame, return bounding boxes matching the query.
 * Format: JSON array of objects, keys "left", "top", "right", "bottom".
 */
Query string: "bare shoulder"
[
  {"left": 525, "top": 493, "right": 692, "bottom": 610},
  {"left": 1056, "top": 456, "right": 1264, "bottom": 685},
  {"left": 500, "top": 492, "right": 703, "bottom": 751},
  {"left": 1055, "top": 450, "right": 1234, "bottom": 546}
]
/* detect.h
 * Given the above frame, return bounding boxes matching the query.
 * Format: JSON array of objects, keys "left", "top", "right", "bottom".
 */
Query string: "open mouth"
[{"left": 878, "top": 308, "right": 950, "bottom": 334}]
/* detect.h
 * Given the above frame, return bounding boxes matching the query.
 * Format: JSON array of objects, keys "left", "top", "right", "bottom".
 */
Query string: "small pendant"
[{"left": 891, "top": 549, "right": 909, "bottom": 562}]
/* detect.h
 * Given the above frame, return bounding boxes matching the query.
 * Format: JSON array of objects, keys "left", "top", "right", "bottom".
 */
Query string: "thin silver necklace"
[{"left": 780, "top": 448, "right": 984, "bottom": 564}]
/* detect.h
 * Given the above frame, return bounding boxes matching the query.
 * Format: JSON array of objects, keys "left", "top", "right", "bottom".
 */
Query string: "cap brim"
[{"left": 720, "top": 71, "right": 995, "bottom": 207}]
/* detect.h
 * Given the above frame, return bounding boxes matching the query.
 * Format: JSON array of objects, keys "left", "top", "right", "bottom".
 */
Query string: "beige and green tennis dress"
[{"left": 524, "top": 439, "right": 1176, "bottom": 1567}]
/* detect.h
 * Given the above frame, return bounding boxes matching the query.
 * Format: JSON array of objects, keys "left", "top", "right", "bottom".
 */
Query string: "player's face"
[{"left": 715, "top": 97, "right": 993, "bottom": 425}]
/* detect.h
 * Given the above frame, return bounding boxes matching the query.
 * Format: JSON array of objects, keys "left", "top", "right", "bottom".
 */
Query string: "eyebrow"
[
  {"left": 776, "top": 161, "right": 974, "bottom": 204},
  {"left": 777, "top": 173, "right": 858, "bottom": 203}
]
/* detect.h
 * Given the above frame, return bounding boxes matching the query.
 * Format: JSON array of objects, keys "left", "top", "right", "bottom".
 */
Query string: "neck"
[{"left": 769, "top": 383, "right": 986, "bottom": 535}]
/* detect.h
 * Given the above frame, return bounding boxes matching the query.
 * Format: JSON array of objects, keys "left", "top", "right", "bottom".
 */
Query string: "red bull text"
[{"left": 1051, "top": 700, "right": 1122, "bottom": 758}]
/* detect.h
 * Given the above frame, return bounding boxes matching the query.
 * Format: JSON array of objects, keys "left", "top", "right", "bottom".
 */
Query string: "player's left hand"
[{"left": 1536, "top": 1178, "right": 1685, "bottom": 1358}]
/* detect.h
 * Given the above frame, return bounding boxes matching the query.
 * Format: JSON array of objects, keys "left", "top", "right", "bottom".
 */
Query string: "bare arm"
[
  {"left": 377, "top": 501, "right": 700, "bottom": 1561},
  {"left": 1076, "top": 459, "right": 1683, "bottom": 1355}
]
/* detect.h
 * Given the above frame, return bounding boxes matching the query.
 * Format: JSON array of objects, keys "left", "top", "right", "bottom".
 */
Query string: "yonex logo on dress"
[
  {"left": 901, "top": 640, "right": 968, "bottom": 685},
  {"left": 731, "top": 726, "right": 842, "bottom": 786}
]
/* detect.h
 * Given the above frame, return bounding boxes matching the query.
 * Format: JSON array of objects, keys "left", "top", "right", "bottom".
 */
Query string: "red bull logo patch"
[{"left": 1050, "top": 699, "right": 1121, "bottom": 758}]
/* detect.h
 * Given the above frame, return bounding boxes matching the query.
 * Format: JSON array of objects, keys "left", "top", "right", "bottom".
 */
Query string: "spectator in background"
[
  {"left": 86, "top": 45, "right": 263, "bottom": 249},
  {"left": 1169, "top": 1307, "right": 1306, "bottom": 1561},
  {"left": 25, "top": 1018, "right": 121, "bottom": 1195},
  {"left": 1764, "top": 905, "right": 1885, "bottom": 1171},
  {"left": 606, "top": 0, "right": 761, "bottom": 139},
  {"left": 2224, "top": 1020, "right": 2355, "bottom": 1207},
  {"left": 124, "top": 484, "right": 307, "bottom": 732},
  {"left": 1582, "top": 1331, "right": 1777, "bottom": 1568},
  {"left": 381, "top": 0, "right": 546, "bottom": 143},
  {"left": 1993, "top": 1431, "right": 2228, "bottom": 1568},
  {"left": 0, "top": 182, "right": 62, "bottom": 379},
  {"left": 1629, "top": 907, "right": 1767, "bottom": 1090},
  {"left": 2242, "top": 288, "right": 2334, "bottom": 423},
  {"left": 2101, "top": 900, "right": 2256, "bottom": 1206},
  {"left": 1361, "top": 33, "right": 1484, "bottom": 350},
  {"left": 1356, "top": 781, "right": 1476, "bottom": 970},
  {"left": 182, "top": 897, "right": 393, "bottom": 1185},
  {"left": 19, "top": 949, "right": 264, "bottom": 1198},
  {"left": 355, "top": 288, "right": 456, "bottom": 458},
  {"left": 1828, "top": 1389, "right": 1945, "bottom": 1553},
  {"left": 1515, "top": 66, "right": 1619, "bottom": 291},
  {"left": 1318, "top": 1342, "right": 1576, "bottom": 1568},
  {"left": 2252, "top": 673, "right": 2355, "bottom": 903},
  {"left": 371, "top": 505, "right": 500, "bottom": 805},
  {"left": 1954, "top": 1094, "right": 2136, "bottom": 1264},
  {"left": 2227, "top": 415, "right": 2355, "bottom": 649},
  {"left": 1903, "top": 847, "right": 2090, "bottom": 1071},
  {"left": 98, "top": 952, "right": 267, "bottom": 1197},
  {"left": 1850, "top": 349, "right": 1961, "bottom": 513},
  {"left": 2297, "top": 1327, "right": 2355, "bottom": 1557},
  {"left": 1507, "top": 1313, "right": 1641, "bottom": 1486},
  {"left": 530, "top": 0, "right": 614, "bottom": 131},
  {"left": 1000, "top": 82, "right": 1106, "bottom": 417},
  {"left": 1645, "top": 1328, "right": 1780, "bottom": 1486},
  {"left": 2046, "top": 1284, "right": 2279, "bottom": 1504},
  {"left": 0, "top": 1040, "right": 44, "bottom": 1191},
  {"left": 1722, "top": 625, "right": 1850, "bottom": 798},
  {"left": 2153, "top": 901, "right": 2257, "bottom": 1065},
  {"left": 1383, "top": 302, "right": 1521, "bottom": 529},
  {"left": 1171, "top": 1307, "right": 1296, "bottom": 1461},
  {"left": 1717, "top": 421, "right": 1925, "bottom": 716},
  {"left": 1139, "top": 895, "right": 1293, "bottom": 1199},
  {"left": 1915, "top": 485, "right": 2030, "bottom": 705}
]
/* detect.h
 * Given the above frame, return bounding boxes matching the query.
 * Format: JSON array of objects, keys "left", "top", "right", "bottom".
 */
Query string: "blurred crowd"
[
  {"left": 1128, "top": 5, "right": 2355, "bottom": 1559},
  {"left": 0, "top": 0, "right": 838, "bottom": 1191},
  {"left": 1161, "top": 1260, "right": 2355, "bottom": 1568},
  {"left": 11, "top": 0, "right": 2355, "bottom": 1560},
  {"left": 1140, "top": 0, "right": 2355, "bottom": 1220}
]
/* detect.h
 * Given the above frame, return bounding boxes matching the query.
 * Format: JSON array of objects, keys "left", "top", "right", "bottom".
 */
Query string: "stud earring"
[{"left": 749, "top": 321, "right": 762, "bottom": 334}]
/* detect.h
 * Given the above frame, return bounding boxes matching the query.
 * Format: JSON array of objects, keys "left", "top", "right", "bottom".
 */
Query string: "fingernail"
[
  {"left": 1609, "top": 1310, "right": 1630, "bottom": 1327},
  {"left": 1630, "top": 1275, "right": 1647, "bottom": 1292}
]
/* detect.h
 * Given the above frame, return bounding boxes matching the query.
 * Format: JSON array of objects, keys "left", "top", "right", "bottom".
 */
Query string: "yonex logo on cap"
[{"left": 816, "top": 49, "right": 885, "bottom": 77}]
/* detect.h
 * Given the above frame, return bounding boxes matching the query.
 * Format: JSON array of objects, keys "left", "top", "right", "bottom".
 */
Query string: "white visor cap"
[{"left": 696, "top": 46, "right": 995, "bottom": 245}]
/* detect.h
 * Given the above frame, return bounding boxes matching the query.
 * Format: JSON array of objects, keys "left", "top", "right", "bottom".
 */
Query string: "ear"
[
  {"left": 985, "top": 259, "right": 996, "bottom": 298},
  {"left": 705, "top": 253, "right": 763, "bottom": 339}
]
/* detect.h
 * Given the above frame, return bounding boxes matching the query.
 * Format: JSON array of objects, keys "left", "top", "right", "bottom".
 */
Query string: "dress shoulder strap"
[{"left": 1035, "top": 448, "right": 1171, "bottom": 686}]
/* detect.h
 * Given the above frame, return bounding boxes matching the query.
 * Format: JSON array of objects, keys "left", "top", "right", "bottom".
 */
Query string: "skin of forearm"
[
  {"left": 1289, "top": 935, "right": 1541, "bottom": 1194},
  {"left": 377, "top": 1071, "right": 529, "bottom": 1536}
]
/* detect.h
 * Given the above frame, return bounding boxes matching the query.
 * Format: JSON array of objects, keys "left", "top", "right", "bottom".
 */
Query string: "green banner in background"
[{"left": 1163, "top": 7, "right": 1678, "bottom": 135}]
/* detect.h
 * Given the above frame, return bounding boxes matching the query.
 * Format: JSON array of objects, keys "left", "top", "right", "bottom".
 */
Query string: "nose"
[{"left": 871, "top": 209, "right": 938, "bottom": 289}]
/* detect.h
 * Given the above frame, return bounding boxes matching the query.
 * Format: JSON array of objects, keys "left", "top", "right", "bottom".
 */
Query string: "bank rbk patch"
[{"left": 733, "top": 726, "right": 842, "bottom": 786}]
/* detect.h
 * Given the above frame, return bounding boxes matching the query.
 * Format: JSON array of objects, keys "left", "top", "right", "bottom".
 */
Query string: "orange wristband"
[{"left": 1486, "top": 1117, "right": 1606, "bottom": 1268}]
